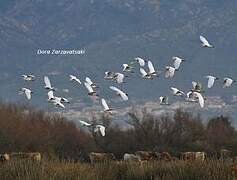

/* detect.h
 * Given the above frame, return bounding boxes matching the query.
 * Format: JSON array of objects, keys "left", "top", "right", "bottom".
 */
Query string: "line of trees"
[{"left": 0, "top": 102, "right": 236, "bottom": 160}]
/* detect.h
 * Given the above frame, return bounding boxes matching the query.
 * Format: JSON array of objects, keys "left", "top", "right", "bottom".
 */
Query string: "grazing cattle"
[
  {"left": 231, "top": 163, "right": 237, "bottom": 177},
  {"left": 123, "top": 153, "right": 141, "bottom": 162},
  {"left": 89, "top": 152, "right": 115, "bottom": 163},
  {"left": 10, "top": 152, "right": 41, "bottom": 161},
  {"left": 220, "top": 149, "right": 232, "bottom": 160},
  {"left": 0, "top": 153, "right": 10, "bottom": 162},
  {"left": 135, "top": 151, "right": 158, "bottom": 161},
  {"left": 159, "top": 152, "right": 173, "bottom": 161},
  {"left": 181, "top": 152, "right": 206, "bottom": 161}
]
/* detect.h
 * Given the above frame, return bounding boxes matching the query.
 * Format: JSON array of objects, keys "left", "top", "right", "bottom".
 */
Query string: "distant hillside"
[{"left": 0, "top": 0, "right": 237, "bottom": 117}]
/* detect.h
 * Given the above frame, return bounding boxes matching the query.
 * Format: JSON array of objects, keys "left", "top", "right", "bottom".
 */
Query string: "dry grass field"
[{"left": 0, "top": 159, "right": 235, "bottom": 180}]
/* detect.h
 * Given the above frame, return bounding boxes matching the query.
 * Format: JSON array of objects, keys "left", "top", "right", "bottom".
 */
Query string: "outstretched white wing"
[
  {"left": 140, "top": 68, "right": 147, "bottom": 77},
  {"left": 135, "top": 57, "right": 145, "bottom": 66},
  {"left": 200, "top": 35, "right": 211, "bottom": 47},
  {"left": 110, "top": 86, "right": 128, "bottom": 101},
  {"left": 101, "top": 98, "right": 110, "bottom": 111},
  {"left": 194, "top": 92, "right": 204, "bottom": 108},
  {"left": 70, "top": 75, "right": 81, "bottom": 84},
  {"left": 84, "top": 82, "right": 94, "bottom": 93},
  {"left": 47, "top": 90, "right": 55, "bottom": 100},
  {"left": 44, "top": 76, "right": 52, "bottom": 88},
  {"left": 173, "top": 57, "right": 182, "bottom": 70},
  {"left": 95, "top": 125, "right": 106, "bottom": 136},
  {"left": 85, "top": 77, "right": 93, "bottom": 86},
  {"left": 165, "top": 66, "right": 175, "bottom": 78},
  {"left": 115, "top": 73, "right": 124, "bottom": 84},
  {"left": 148, "top": 61, "right": 155, "bottom": 74},
  {"left": 207, "top": 76, "right": 215, "bottom": 88},
  {"left": 23, "top": 88, "right": 31, "bottom": 100},
  {"left": 79, "top": 120, "right": 91, "bottom": 127},
  {"left": 223, "top": 78, "right": 233, "bottom": 88}
]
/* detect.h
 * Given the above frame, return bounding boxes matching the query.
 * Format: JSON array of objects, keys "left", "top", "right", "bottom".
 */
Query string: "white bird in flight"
[
  {"left": 22, "top": 74, "right": 35, "bottom": 81},
  {"left": 140, "top": 68, "right": 152, "bottom": 79},
  {"left": 200, "top": 35, "right": 214, "bottom": 48},
  {"left": 44, "top": 76, "right": 55, "bottom": 91},
  {"left": 133, "top": 57, "right": 146, "bottom": 67},
  {"left": 122, "top": 64, "right": 134, "bottom": 73},
  {"left": 79, "top": 120, "right": 106, "bottom": 136},
  {"left": 110, "top": 86, "right": 128, "bottom": 101},
  {"left": 69, "top": 75, "right": 81, "bottom": 84},
  {"left": 47, "top": 90, "right": 69, "bottom": 104},
  {"left": 165, "top": 66, "right": 176, "bottom": 78},
  {"left": 205, "top": 75, "right": 218, "bottom": 88},
  {"left": 159, "top": 96, "right": 169, "bottom": 105},
  {"left": 192, "top": 81, "right": 203, "bottom": 93},
  {"left": 94, "top": 125, "right": 106, "bottom": 137},
  {"left": 223, "top": 77, "right": 235, "bottom": 88},
  {"left": 20, "top": 88, "right": 32, "bottom": 100},
  {"left": 104, "top": 71, "right": 115, "bottom": 80},
  {"left": 171, "top": 87, "right": 185, "bottom": 96},
  {"left": 84, "top": 82, "right": 98, "bottom": 96},
  {"left": 85, "top": 77, "right": 98, "bottom": 88},
  {"left": 147, "top": 60, "right": 157, "bottom": 77},
  {"left": 114, "top": 73, "right": 125, "bottom": 84},
  {"left": 172, "top": 56, "right": 185, "bottom": 70},
  {"left": 101, "top": 98, "right": 113, "bottom": 113},
  {"left": 193, "top": 92, "right": 205, "bottom": 108}
]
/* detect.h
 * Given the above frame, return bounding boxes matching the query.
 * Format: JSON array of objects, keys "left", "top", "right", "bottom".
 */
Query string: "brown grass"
[{"left": 0, "top": 159, "right": 234, "bottom": 180}]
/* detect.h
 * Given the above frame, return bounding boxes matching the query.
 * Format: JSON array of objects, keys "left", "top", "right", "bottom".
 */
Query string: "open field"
[{"left": 0, "top": 159, "right": 234, "bottom": 180}]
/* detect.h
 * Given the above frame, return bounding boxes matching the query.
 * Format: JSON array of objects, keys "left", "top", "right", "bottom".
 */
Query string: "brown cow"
[
  {"left": 0, "top": 153, "right": 10, "bottom": 162},
  {"left": 220, "top": 149, "right": 232, "bottom": 160},
  {"left": 181, "top": 152, "right": 206, "bottom": 161},
  {"left": 89, "top": 152, "right": 115, "bottom": 163},
  {"left": 10, "top": 152, "right": 41, "bottom": 161},
  {"left": 135, "top": 151, "right": 158, "bottom": 161},
  {"left": 159, "top": 152, "right": 173, "bottom": 161},
  {"left": 123, "top": 153, "right": 141, "bottom": 162}
]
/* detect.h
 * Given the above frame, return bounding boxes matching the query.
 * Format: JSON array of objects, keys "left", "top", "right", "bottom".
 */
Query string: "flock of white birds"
[{"left": 19, "top": 35, "right": 236, "bottom": 136}]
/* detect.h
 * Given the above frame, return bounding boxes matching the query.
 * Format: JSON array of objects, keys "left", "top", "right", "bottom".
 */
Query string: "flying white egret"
[
  {"left": 147, "top": 60, "right": 157, "bottom": 76},
  {"left": 192, "top": 81, "right": 203, "bottom": 92},
  {"left": 223, "top": 77, "right": 235, "bottom": 88},
  {"left": 22, "top": 74, "right": 35, "bottom": 81},
  {"left": 47, "top": 90, "right": 55, "bottom": 101},
  {"left": 50, "top": 98, "right": 65, "bottom": 108},
  {"left": 104, "top": 71, "right": 115, "bottom": 80},
  {"left": 79, "top": 120, "right": 92, "bottom": 127},
  {"left": 94, "top": 125, "right": 106, "bottom": 136},
  {"left": 193, "top": 92, "right": 205, "bottom": 108},
  {"left": 110, "top": 86, "right": 128, "bottom": 101},
  {"left": 44, "top": 76, "right": 55, "bottom": 91},
  {"left": 101, "top": 98, "right": 112, "bottom": 113},
  {"left": 79, "top": 121, "right": 106, "bottom": 136},
  {"left": 172, "top": 56, "right": 185, "bottom": 70},
  {"left": 165, "top": 66, "right": 175, "bottom": 78},
  {"left": 47, "top": 90, "right": 69, "bottom": 103},
  {"left": 200, "top": 35, "right": 214, "bottom": 48},
  {"left": 122, "top": 64, "right": 134, "bottom": 72},
  {"left": 69, "top": 75, "right": 81, "bottom": 84},
  {"left": 205, "top": 75, "right": 218, "bottom": 88},
  {"left": 84, "top": 82, "right": 97, "bottom": 96},
  {"left": 114, "top": 73, "right": 125, "bottom": 84},
  {"left": 140, "top": 68, "right": 152, "bottom": 79},
  {"left": 171, "top": 87, "right": 185, "bottom": 96},
  {"left": 20, "top": 88, "right": 32, "bottom": 100},
  {"left": 85, "top": 77, "right": 98, "bottom": 88},
  {"left": 133, "top": 57, "right": 146, "bottom": 67},
  {"left": 159, "top": 96, "right": 169, "bottom": 105}
]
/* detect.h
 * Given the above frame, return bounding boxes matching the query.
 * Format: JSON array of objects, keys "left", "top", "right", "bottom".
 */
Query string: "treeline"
[{"left": 0, "top": 102, "right": 236, "bottom": 160}]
